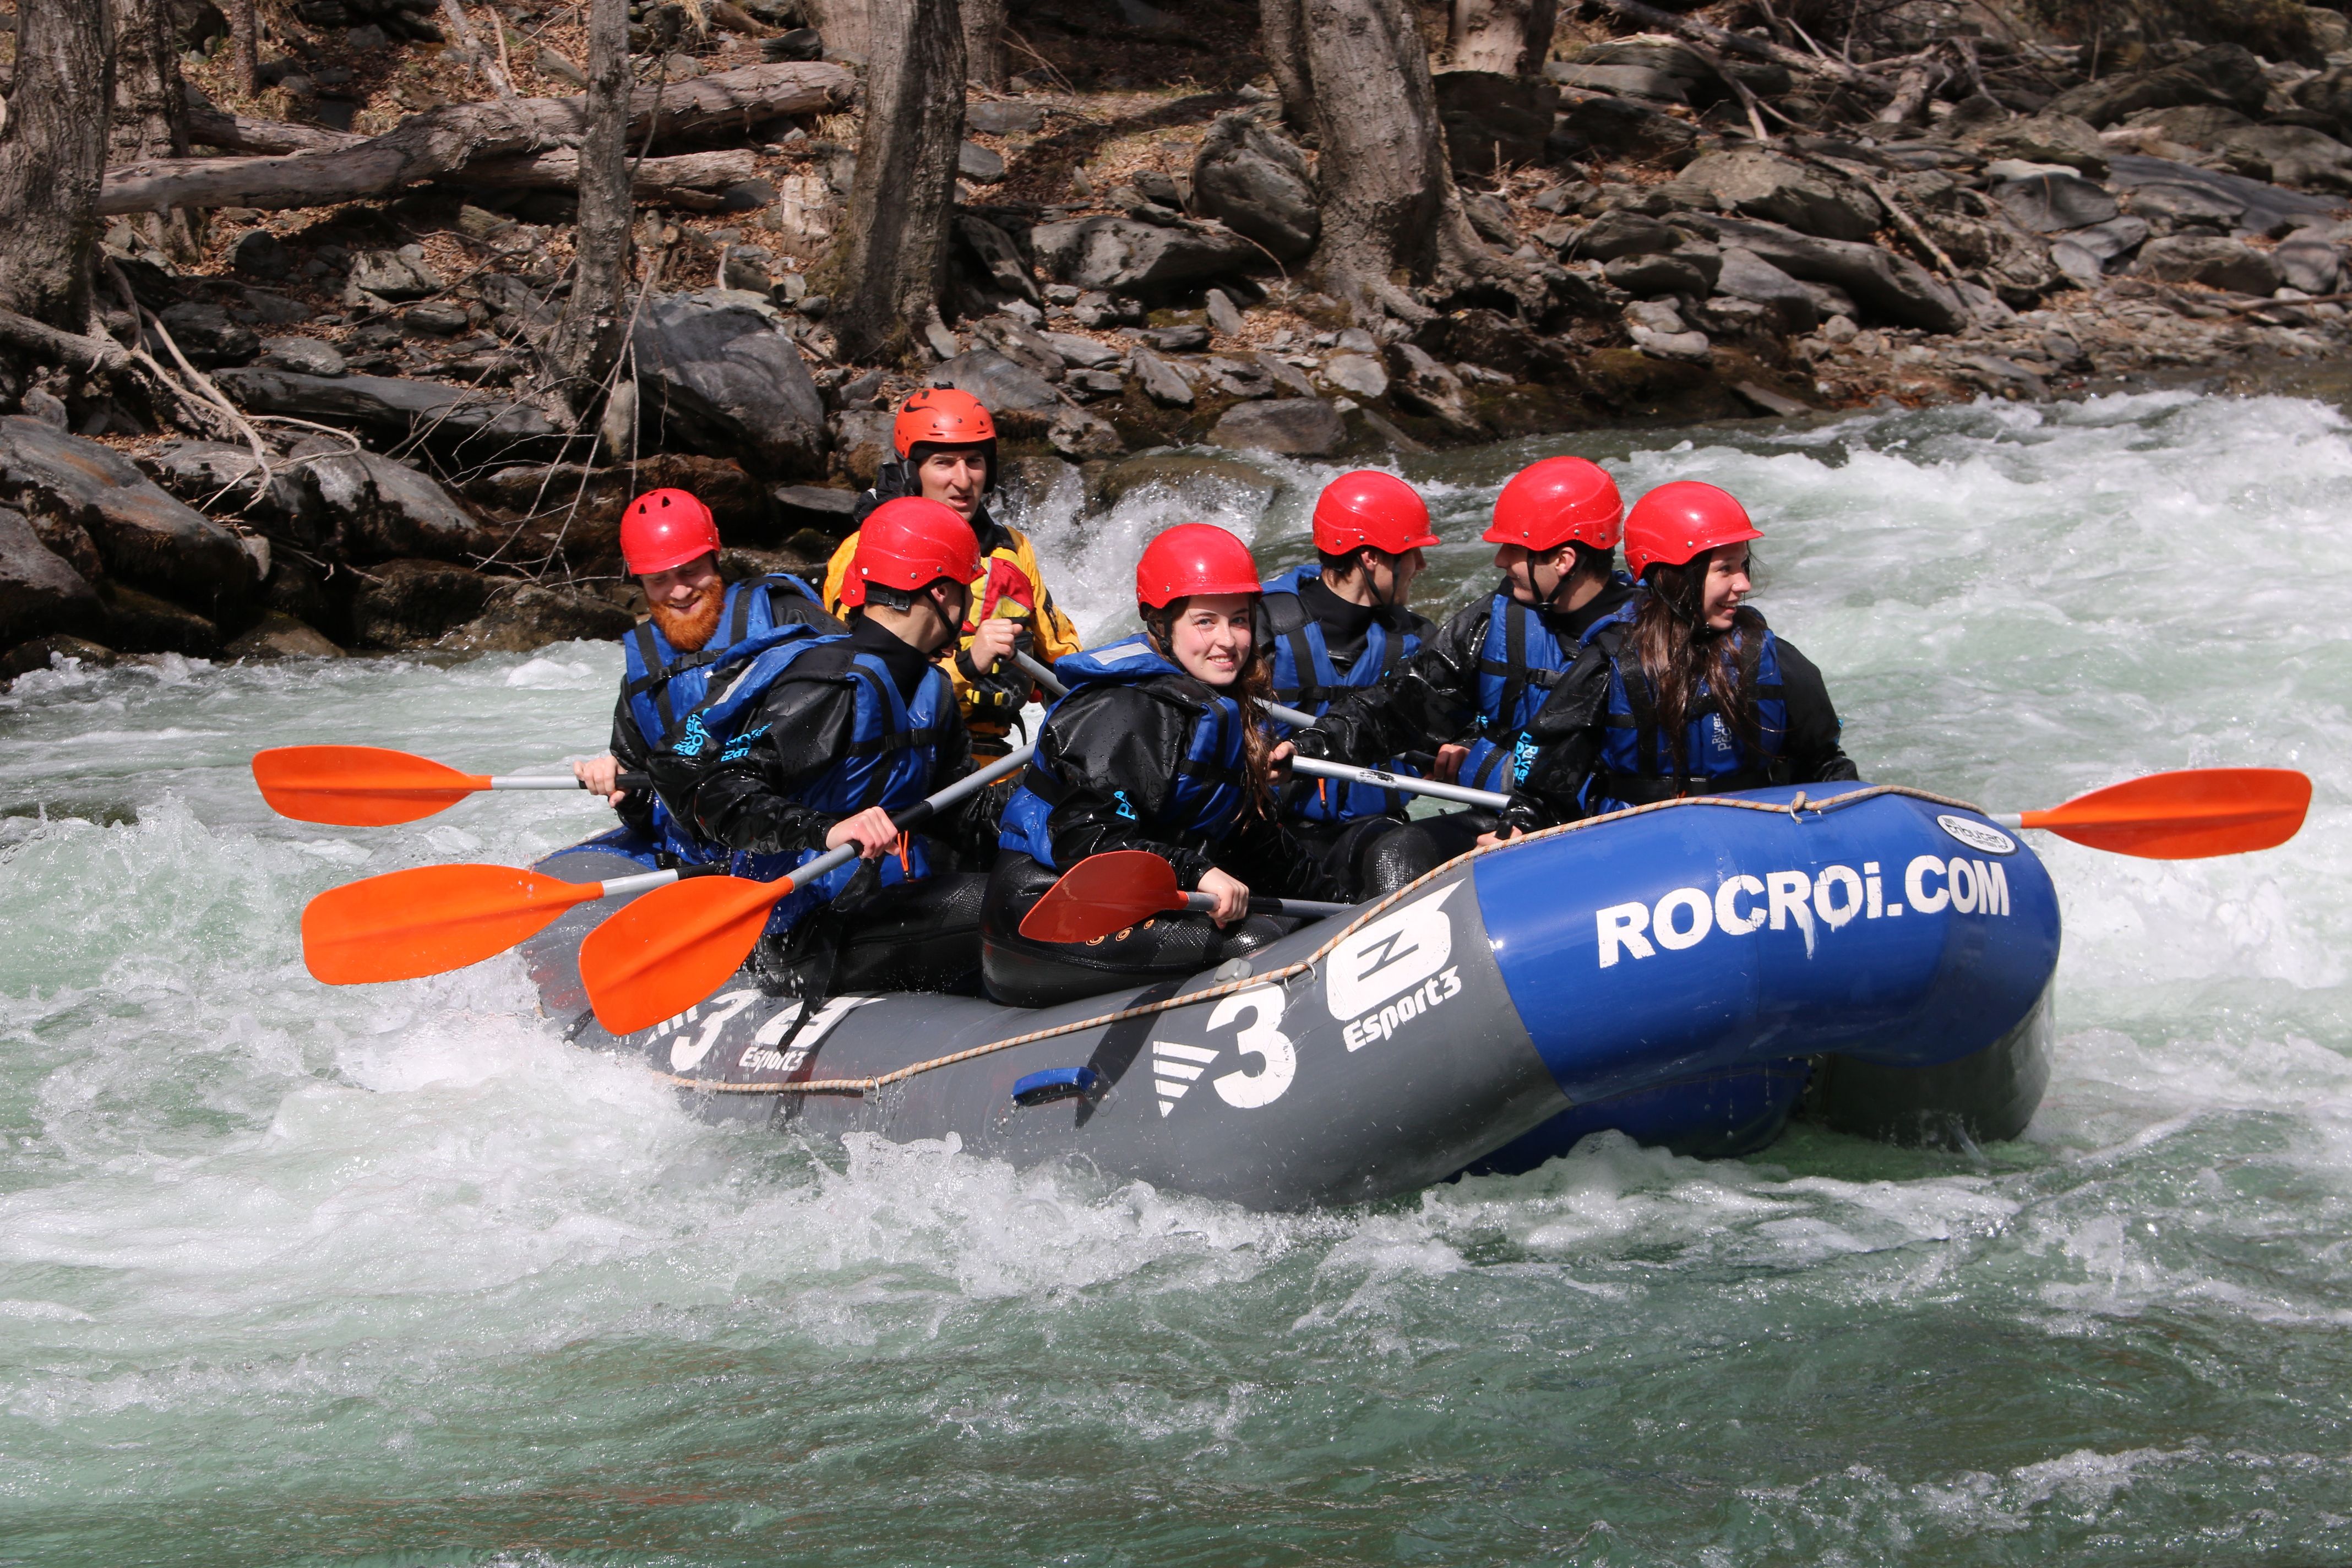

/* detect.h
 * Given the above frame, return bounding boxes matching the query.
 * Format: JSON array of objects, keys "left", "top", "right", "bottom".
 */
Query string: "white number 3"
[{"left": 1209, "top": 986, "right": 1295, "bottom": 1109}]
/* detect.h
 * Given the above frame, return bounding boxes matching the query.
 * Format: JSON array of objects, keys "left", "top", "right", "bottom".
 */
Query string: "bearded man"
[{"left": 572, "top": 488, "right": 841, "bottom": 861}]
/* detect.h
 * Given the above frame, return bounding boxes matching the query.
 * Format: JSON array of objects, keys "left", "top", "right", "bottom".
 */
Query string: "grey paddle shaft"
[
  {"left": 1014, "top": 651, "right": 1507, "bottom": 810},
  {"left": 484, "top": 771, "right": 652, "bottom": 792},
  {"left": 738, "top": 746, "right": 1035, "bottom": 896},
  {"left": 1183, "top": 891, "right": 1351, "bottom": 919}
]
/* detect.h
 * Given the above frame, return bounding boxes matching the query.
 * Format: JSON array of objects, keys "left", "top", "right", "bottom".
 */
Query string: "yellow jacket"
[{"left": 823, "top": 516, "right": 1083, "bottom": 754}]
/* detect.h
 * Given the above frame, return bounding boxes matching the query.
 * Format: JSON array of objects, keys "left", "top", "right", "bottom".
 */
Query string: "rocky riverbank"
[{"left": 6, "top": 1, "right": 2352, "bottom": 684}]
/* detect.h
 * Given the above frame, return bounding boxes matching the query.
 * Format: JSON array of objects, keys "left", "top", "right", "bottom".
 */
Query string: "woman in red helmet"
[
  {"left": 1291, "top": 456, "right": 1638, "bottom": 807},
  {"left": 822, "top": 386, "right": 1082, "bottom": 759},
  {"left": 643, "top": 499, "right": 1000, "bottom": 997},
  {"left": 1505, "top": 481, "right": 1856, "bottom": 825},
  {"left": 982, "top": 524, "right": 1347, "bottom": 1008},
  {"left": 572, "top": 487, "right": 839, "bottom": 861}
]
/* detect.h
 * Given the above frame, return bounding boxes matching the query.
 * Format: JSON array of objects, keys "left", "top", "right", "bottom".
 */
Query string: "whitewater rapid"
[{"left": 3, "top": 389, "right": 2347, "bottom": 1566}]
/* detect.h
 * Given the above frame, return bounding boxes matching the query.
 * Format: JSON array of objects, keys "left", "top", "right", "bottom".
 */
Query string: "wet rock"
[
  {"left": 1663, "top": 151, "right": 1882, "bottom": 242},
  {"left": 349, "top": 558, "right": 496, "bottom": 649},
  {"left": 1624, "top": 301, "right": 1712, "bottom": 362},
  {"left": 404, "top": 302, "right": 471, "bottom": 336},
  {"left": 1554, "top": 94, "right": 1699, "bottom": 170},
  {"left": 2126, "top": 181, "right": 2247, "bottom": 230},
  {"left": 1094, "top": 452, "right": 1282, "bottom": 513},
  {"left": 1947, "top": 354, "right": 2048, "bottom": 401},
  {"left": 2049, "top": 239, "right": 2105, "bottom": 287},
  {"left": 932, "top": 347, "right": 1061, "bottom": 413},
  {"left": 1252, "top": 352, "right": 1319, "bottom": 399},
  {"left": 1038, "top": 333, "right": 1119, "bottom": 373},
  {"left": 0, "top": 505, "right": 101, "bottom": 647},
  {"left": 1605, "top": 251, "right": 1714, "bottom": 296},
  {"left": 153, "top": 302, "right": 259, "bottom": 368},
  {"left": 1993, "top": 171, "right": 2120, "bottom": 233},
  {"left": 217, "top": 368, "right": 564, "bottom": 455},
  {"left": 1032, "top": 214, "right": 1259, "bottom": 297},
  {"left": 1320, "top": 352, "right": 1389, "bottom": 399},
  {"left": 311, "top": 450, "right": 494, "bottom": 563},
  {"left": 1566, "top": 210, "right": 1682, "bottom": 261},
  {"left": 2137, "top": 234, "right": 2282, "bottom": 294},
  {"left": 629, "top": 290, "right": 827, "bottom": 477},
  {"left": 769, "top": 483, "right": 858, "bottom": 536},
  {"left": 2049, "top": 42, "right": 2270, "bottom": 128},
  {"left": 140, "top": 442, "right": 317, "bottom": 536},
  {"left": 2275, "top": 236, "right": 2344, "bottom": 293},
  {"left": 2063, "top": 215, "right": 2152, "bottom": 265},
  {"left": 1711, "top": 246, "right": 1821, "bottom": 333},
  {"left": 475, "top": 454, "right": 766, "bottom": 546},
  {"left": 968, "top": 318, "right": 1065, "bottom": 383},
  {"left": 257, "top": 335, "right": 347, "bottom": 377},
  {"left": 1208, "top": 397, "right": 1345, "bottom": 457},
  {"left": 347, "top": 246, "right": 444, "bottom": 302},
  {"left": 1, "top": 633, "right": 116, "bottom": 683},
  {"left": 1963, "top": 112, "right": 2111, "bottom": 178},
  {"left": 1139, "top": 324, "right": 1205, "bottom": 353},
  {"left": 0, "top": 417, "right": 253, "bottom": 619},
  {"left": 1047, "top": 406, "right": 1125, "bottom": 460},
  {"left": 223, "top": 609, "right": 343, "bottom": 659},
  {"left": 830, "top": 410, "right": 896, "bottom": 487},
  {"left": 1432, "top": 72, "right": 1558, "bottom": 175},
  {"left": 1411, "top": 309, "right": 1577, "bottom": 385},
  {"left": 1205, "top": 288, "right": 1246, "bottom": 340},
  {"left": 1687, "top": 216, "right": 1968, "bottom": 333},
  {"left": 1205, "top": 356, "right": 1273, "bottom": 399},
  {"left": 2212, "top": 124, "right": 2352, "bottom": 192},
  {"left": 1130, "top": 347, "right": 1195, "bottom": 407},
  {"left": 442, "top": 582, "right": 637, "bottom": 654},
  {"left": 99, "top": 581, "right": 219, "bottom": 657},
  {"left": 955, "top": 213, "right": 1041, "bottom": 308},
  {"left": 1383, "top": 344, "right": 1487, "bottom": 438},
  {"left": 967, "top": 101, "right": 1046, "bottom": 135}
]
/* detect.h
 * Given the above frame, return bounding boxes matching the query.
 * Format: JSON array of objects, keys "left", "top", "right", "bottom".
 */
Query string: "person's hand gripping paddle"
[
  {"left": 1017, "top": 850, "right": 1351, "bottom": 945},
  {"left": 254, "top": 745, "right": 642, "bottom": 826},
  {"left": 577, "top": 750, "right": 1032, "bottom": 1034}
]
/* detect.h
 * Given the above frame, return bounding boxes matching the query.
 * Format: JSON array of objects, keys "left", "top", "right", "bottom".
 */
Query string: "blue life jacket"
[
  {"left": 1458, "top": 576, "right": 1634, "bottom": 793},
  {"left": 623, "top": 574, "right": 829, "bottom": 860},
  {"left": 1590, "top": 616, "right": 1788, "bottom": 813},
  {"left": 667, "top": 629, "right": 955, "bottom": 934},
  {"left": 998, "top": 635, "right": 1249, "bottom": 870},
  {"left": 1260, "top": 563, "right": 1423, "bottom": 824}
]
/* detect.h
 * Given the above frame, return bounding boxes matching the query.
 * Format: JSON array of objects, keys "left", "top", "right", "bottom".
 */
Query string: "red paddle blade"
[
  {"left": 1017, "top": 850, "right": 1189, "bottom": 945},
  {"left": 579, "top": 875, "right": 789, "bottom": 1035},
  {"left": 254, "top": 745, "right": 491, "bottom": 826},
  {"left": 303, "top": 864, "right": 602, "bottom": 983},
  {"left": 2021, "top": 767, "right": 2312, "bottom": 859}
]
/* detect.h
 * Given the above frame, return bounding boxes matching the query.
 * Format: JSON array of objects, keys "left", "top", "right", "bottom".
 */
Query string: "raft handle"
[{"left": 1011, "top": 1066, "right": 1099, "bottom": 1108}]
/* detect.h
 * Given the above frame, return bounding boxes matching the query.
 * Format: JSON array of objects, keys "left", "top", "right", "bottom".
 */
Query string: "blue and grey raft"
[{"left": 524, "top": 784, "right": 2060, "bottom": 1210}]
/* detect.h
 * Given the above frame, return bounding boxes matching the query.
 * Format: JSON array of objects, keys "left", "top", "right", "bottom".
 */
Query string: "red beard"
[{"left": 650, "top": 585, "right": 724, "bottom": 651}]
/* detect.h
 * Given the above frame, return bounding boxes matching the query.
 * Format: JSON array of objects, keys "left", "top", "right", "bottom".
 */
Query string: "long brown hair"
[
  {"left": 1630, "top": 553, "right": 1770, "bottom": 780},
  {"left": 1142, "top": 597, "right": 1277, "bottom": 819}
]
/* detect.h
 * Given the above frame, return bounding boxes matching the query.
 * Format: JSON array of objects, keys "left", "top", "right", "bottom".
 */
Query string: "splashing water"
[{"left": 3, "top": 393, "right": 2349, "bottom": 1565}]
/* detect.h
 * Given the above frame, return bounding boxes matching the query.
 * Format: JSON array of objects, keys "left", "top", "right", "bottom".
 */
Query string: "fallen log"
[
  {"left": 461, "top": 146, "right": 760, "bottom": 195},
  {"left": 186, "top": 102, "right": 368, "bottom": 155},
  {"left": 104, "top": 61, "right": 851, "bottom": 215}
]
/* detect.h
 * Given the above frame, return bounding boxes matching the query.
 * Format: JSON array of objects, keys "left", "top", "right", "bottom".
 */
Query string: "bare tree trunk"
[
  {"left": 111, "top": 0, "right": 205, "bottom": 263},
  {"left": 1446, "top": 0, "right": 1556, "bottom": 75},
  {"left": 1291, "top": 0, "right": 1505, "bottom": 325},
  {"left": 816, "top": 0, "right": 966, "bottom": 364},
  {"left": 963, "top": 0, "right": 1009, "bottom": 89},
  {"left": 548, "top": 0, "right": 635, "bottom": 421},
  {"left": 227, "top": 0, "right": 261, "bottom": 95},
  {"left": 1259, "top": 0, "right": 1315, "bottom": 133},
  {"left": 0, "top": 0, "right": 116, "bottom": 329},
  {"left": 807, "top": 0, "right": 875, "bottom": 61}
]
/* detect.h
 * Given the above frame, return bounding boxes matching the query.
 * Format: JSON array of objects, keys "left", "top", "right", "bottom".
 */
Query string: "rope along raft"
[{"left": 668, "top": 784, "right": 1985, "bottom": 1096}]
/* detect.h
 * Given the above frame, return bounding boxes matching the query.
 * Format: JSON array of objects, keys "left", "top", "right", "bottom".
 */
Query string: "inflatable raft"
[{"left": 522, "top": 783, "right": 2060, "bottom": 1210}]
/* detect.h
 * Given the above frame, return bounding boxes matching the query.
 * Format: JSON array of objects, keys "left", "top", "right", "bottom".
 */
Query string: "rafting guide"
[{"left": 262, "top": 396, "right": 2315, "bottom": 1210}]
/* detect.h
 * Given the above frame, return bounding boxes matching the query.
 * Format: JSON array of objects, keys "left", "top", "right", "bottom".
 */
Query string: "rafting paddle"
[
  {"left": 254, "top": 745, "right": 645, "bottom": 827},
  {"left": 579, "top": 748, "right": 1035, "bottom": 1033},
  {"left": 1018, "top": 850, "right": 1352, "bottom": 945},
  {"left": 303, "top": 861, "right": 688, "bottom": 983},
  {"left": 1990, "top": 767, "right": 2310, "bottom": 859}
]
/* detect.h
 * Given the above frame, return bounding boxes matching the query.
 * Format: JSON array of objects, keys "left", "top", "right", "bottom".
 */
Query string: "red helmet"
[
  {"left": 1482, "top": 456, "right": 1624, "bottom": 553},
  {"left": 1136, "top": 524, "right": 1261, "bottom": 608},
  {"left": 841, "top": 497, "right": 982, "bottom": 607},
  {"left": 893, "top": 386, "right": 997, "bottom": 457},
  {"left": 1623, "top": 481, "right": 1763, "bottom": 581},
  {"left": 1313, "top": 471, "right": 1440, "bottom": 556},
  {"left": 619, "top": 488, "right": 720, "bottom": 576}
]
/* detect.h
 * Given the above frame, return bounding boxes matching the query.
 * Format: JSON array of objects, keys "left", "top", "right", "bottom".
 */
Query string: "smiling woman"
[{"left": 2, "top": 391, "right": 2350, "bottom": 1566}]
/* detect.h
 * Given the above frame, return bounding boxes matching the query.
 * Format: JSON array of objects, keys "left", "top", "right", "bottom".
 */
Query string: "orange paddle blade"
[
  {"left": 303, "top": 864, "right": 605, "bottom": 983},
  {"left": 580, "top": 874, "right": 790, "bottom": 1035},
  {"left": 2019, "top": 767, "right": 2312, "bottom": 859},
  {"left": 255, "top": 745, "right": 491, "bottom": 826},
  {"left": 1017, "top": 851, "right": 1189, "bottom": 945}
]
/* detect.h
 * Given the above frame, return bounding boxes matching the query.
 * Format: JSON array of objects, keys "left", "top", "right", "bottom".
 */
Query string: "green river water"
[{"left": 2, "top": 389, "right": 2348, "bottom": 1565}]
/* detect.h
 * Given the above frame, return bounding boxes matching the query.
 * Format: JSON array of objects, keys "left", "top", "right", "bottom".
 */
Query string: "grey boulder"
[
  {"left": 347, "top": 247, "right": 445, "bottom": 302},
  {"left": 1664, "top": 150, "right": 1882, "bottom": 242},
  {"left": 1191, "top": 113, "right": 1319, "bottom": 263},
  {"left": 0, "top": 505, "right": 101, "bottom": 647},
  {"left": 1320, "top": 352, "right": 1390, "bottom": 400},
  {"left": 1130, "top": 347, "right": 1196, "bottom": 407},
  {"left": 0, "top": 417, "right": 253, "bottom": 619},
  {"left": 1566, "top": 210, "right": 1683, "bottom": 261},
  {"left": 1711, "top": 246, "right": 1822, "bottom": 333},
  {"left": 217, "top": 368, "right": 563, "bottom": 454},
  {"left": 930, "top": 347, "right": 1061, "bottom": 412},
  {"left": 1207, "top": 398, "right": 1344, "bottom": 457},
  {"left": 2211, "top": 124, "right": 2352, "bottom": 193},
  {"left": 1605, "top": 249, "right": 1717, "bottom": 296},
  {"left": 1964, "top": 112, "right": 2111, "bottom": 177},
  {"left": 1553, "top": 94, "right": 1699, "bottom": 170},
  {"left": 442, "top": 583, "right": 638, "bottom": 654},
  {"left": 1992, "top": 171, "right": 2120, "bottom": 233},
  {"left": 2136, "top": 235, "right": 2282, "bottom": 295},
  {"left": 2049, "top": 42, "right": 2270, "bottom": 127},
  {"left": 2274, "top": 237, "right": 2344, "bottom": 293},
  {"left": 141, "top": 442, "right": 317, "bottom": 537},
  {"left": 630, "top": 289, "right": 826, "bottom": 477},
  {"left": 1033, "top": 214, "right": 1260, "bottom": 296},
  {"left": 309, "top": 450, "right": 494, "bottom": 564},
  {"left": 1695, "top": 216, "right": 1967, "bottom": 333},
  {"left": 154, "top": 302, "right": 260, "bottom": 368}
]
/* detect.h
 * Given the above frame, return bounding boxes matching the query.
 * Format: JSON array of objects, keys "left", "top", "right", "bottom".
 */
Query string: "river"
[{"left": 3, "top": 389, "right": 2348, "bottom": 1565}]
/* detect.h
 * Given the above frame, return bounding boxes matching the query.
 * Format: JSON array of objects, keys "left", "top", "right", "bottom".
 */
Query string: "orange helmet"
[
  {"left": 1136, "top": 524, "right": 1261, "bottom": 608},
  {"left": 841, "top": 497, "right": 983, "bottom": 607},
  {"left": 893, "top": 386, "right": 997, "bottom": 457},
  {"left": 1482, "top": 457, "right": 1624, "bottom": 554},
  {"left": 619, "top": 488, "right": 720, "bottom": 575},
  {"left": 1313, "top": 471, "right": 1440, "bottom": 556},
  {"left": 1623, "top": 482, "right": 1763, "bottom": 581}
]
